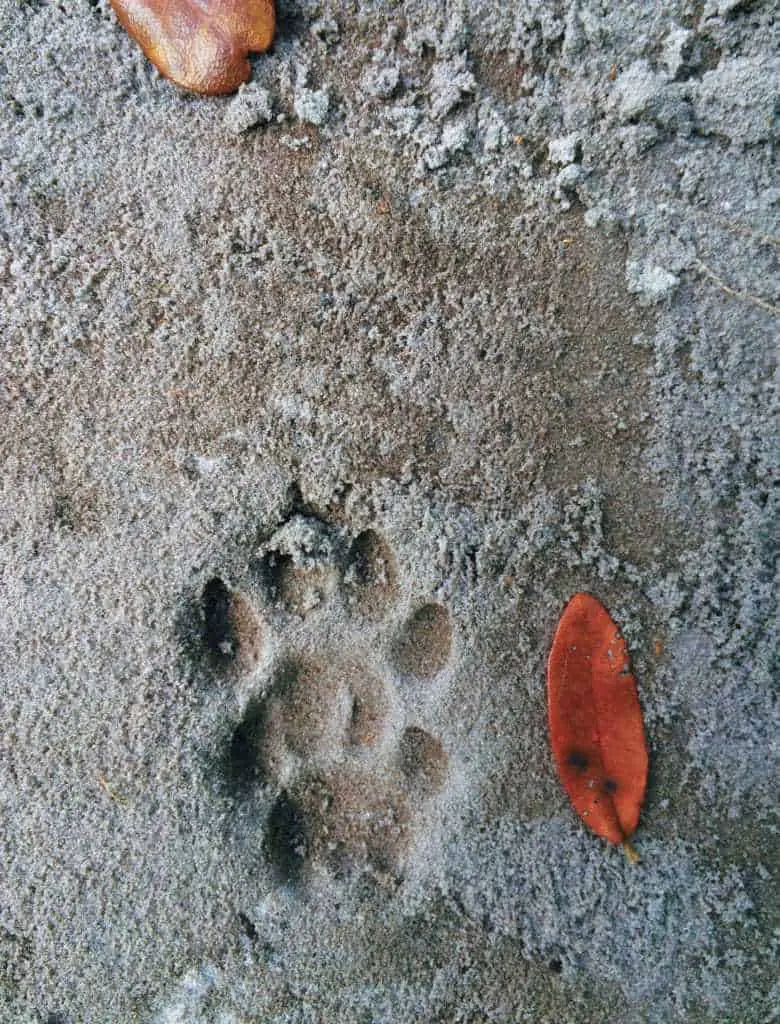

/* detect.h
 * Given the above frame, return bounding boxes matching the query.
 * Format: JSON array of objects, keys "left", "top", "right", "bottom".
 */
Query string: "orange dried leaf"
[
  {"left": 110, "top": 0, "right": 275, "bottom": 96},
  {"left": 547, "top": 592, "right": 648, "bottom": 849}
]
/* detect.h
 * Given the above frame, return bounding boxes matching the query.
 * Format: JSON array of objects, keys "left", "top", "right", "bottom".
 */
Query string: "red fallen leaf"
[
  {"left": 110, "top": 0, "right": 275, "bottom": 96},
  {"left": 547, "top": 592, "right": 648, "bottom": 859}
]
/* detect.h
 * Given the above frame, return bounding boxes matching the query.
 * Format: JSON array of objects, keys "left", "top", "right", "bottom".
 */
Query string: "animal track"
[
  {"left": 394, "top": 602, "right": 453, "bottom": 680},
  {"left": 200, "top": 514, "right": 453, "bottom": 884},
  {"left": 202, "top": 577, "right": 263, "bottom": 676}
]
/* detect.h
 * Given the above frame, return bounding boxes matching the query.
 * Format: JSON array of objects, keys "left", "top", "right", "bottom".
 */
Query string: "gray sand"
[{"left": 0, "top": 2, "right": 777, "bottom": 1022}]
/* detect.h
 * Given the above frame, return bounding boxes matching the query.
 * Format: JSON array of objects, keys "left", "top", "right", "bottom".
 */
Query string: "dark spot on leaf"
[{"left": 566, "top": 750, "right": 588, "bottom": 771}]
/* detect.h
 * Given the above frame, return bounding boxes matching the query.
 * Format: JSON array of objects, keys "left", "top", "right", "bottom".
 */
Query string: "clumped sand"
[{"left": 0, "top": 2, "right": 777, "bottom": 1022}]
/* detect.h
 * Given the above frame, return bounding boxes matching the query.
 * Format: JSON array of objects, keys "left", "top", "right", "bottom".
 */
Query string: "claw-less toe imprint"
[
  {"left": 393, "top": 602, "right": 452, "bottom": 680},
  {"left": 198, "top": 513, "right": 453, "bottom": 884}
]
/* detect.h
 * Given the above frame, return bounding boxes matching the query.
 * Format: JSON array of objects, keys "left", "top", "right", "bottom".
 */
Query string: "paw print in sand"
[{"left": 201, "top": 515, "right": 452, "bottom": 884}]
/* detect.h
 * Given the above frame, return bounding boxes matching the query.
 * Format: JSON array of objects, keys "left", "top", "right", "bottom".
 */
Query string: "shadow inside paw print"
[
  {"left": 201, "top": 576, "right": 263, "bottom": 676},
  {"left": 201, "top": 513, "right": 453, "bottom": 884}
]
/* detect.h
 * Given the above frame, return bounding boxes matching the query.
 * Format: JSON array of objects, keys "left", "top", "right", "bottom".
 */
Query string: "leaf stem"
[{"left": 622, "top": 840, "right": 640, "bottom": 864}]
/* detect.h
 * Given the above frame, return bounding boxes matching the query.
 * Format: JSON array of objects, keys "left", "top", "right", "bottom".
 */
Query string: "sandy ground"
[{"left": 0, "top": 2, "right": 777, "bottom": 1022}]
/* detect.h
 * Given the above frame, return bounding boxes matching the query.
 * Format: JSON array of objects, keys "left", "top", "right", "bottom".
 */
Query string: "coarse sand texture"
[{"left": 0, "top": 2, "right": 777, "bottom": 1022}]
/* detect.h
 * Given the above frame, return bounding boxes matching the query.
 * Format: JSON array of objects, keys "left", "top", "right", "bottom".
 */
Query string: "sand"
[{"left": 0, "top": 1, "right": 777, "bottom": 1022}]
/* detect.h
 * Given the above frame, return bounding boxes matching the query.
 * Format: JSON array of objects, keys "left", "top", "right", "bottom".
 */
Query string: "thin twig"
[
  {"left": 96, "top": 773, "right": 127, "bottom": 805},
  {"left": 716, "top": 218, "right": 780, "bottom": 247},
  {"left": 694, "top": 260, "right": 780, "bottom": 317}
]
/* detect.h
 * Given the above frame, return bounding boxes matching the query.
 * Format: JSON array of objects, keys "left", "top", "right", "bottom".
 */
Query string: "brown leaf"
[
  {"left": 547, "top": 592, "right": 648, "bottom": 853},
  {"left": 110, "top": 0, "right": 275, "bottom": 96}
]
